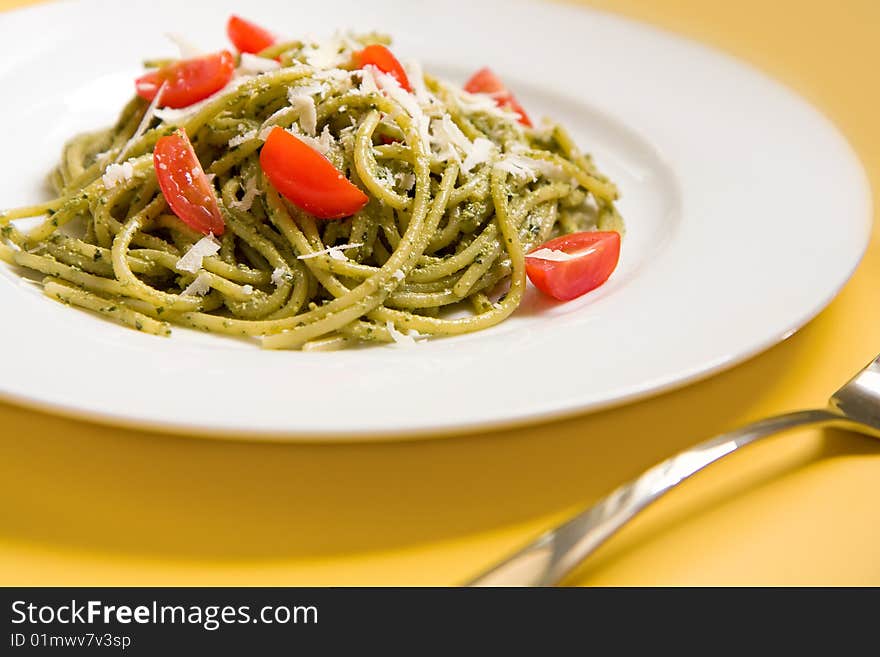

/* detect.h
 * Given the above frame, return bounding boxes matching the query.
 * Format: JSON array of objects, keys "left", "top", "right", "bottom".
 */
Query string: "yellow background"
[{"left": 1, "top": 0, "right": 878, "bottom": 585}]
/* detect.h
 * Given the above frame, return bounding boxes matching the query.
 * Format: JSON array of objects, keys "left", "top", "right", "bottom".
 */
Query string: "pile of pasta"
[{"left": 0, "top": 29, "right": 622, "bottom": 350}]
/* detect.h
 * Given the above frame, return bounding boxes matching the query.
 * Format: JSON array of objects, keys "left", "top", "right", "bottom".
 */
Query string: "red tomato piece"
[
  {"left": 355, "top": 44, "right": 411, "bottom": 91},
  {"left": 135, "top": 51, "right": 235, "bottom": 109},
  {"left": 227, "top": 15, "right": 276, "bottom": 54},
  {"left": 153, "top": 132, "right": 225, "bottom": 236},
  {"left": 464, "top": 67, "right": 532, "bottom": 127},
  {"left": 524, "top": 231, "right": 620, "bottom": 301},
  {"left": 259, "top": 127, "right": 369, "bottom": 220}
]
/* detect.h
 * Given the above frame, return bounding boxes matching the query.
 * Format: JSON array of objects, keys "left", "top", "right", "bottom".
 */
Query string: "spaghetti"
[{"left": 0, "top": 31, "right": 623, "bottom": 350}]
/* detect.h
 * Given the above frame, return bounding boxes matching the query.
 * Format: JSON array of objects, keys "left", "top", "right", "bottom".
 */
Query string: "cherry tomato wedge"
[
  {"left": 153, "top": 132, "right": 225, "bottom": 236},
  {"left": 354, "top": 44, "right": 411, "bottom": 91},
  {"left": 227, "top": 15, "right": 276, "bottom": 54},
  {"left": 464, "top": 67, "right": 532, "bottom": 127},
  {"left": 259, "top": 127, "right": 369, "bottom": 220},
  {"left": 524, "top": 231, "right": 620, "bottom": 301},
  {"left": 136, "top": 51, "right": 235, "bottom": 109}
]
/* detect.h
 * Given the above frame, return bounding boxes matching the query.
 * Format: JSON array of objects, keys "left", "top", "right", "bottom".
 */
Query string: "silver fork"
[{"left": 467, "top": 353, "right": 880, "bottom": 586}]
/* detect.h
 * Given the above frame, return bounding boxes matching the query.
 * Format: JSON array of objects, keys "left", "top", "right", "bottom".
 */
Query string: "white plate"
[{"left": 0, "top": 0, "right": 871, "bottom": 440}]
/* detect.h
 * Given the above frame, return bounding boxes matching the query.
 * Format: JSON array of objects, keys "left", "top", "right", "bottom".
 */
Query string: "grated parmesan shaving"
[
  {"left": 532, "top": 159, "right": 569, "bottom": 181},
  {"left": 271, "top": 267, "right": 289, "bottom": 286},
  {"left": 376, "top": 166, "right": 397, "bottom": 190},
  {"left": 297, "top": 242, "right": 363, "bottom": 261},
  {"left": 526, "top": 248, "right": 579, "bottom": 262},
  {"left": 154, "top": 75, "right": 252, "bottom": 124},
  {"left": 373, "top": 69, "right": 432, "bottom": 151},
  {"left": 440, "top": 115, "right": 471, "bottom": 152},
  {"left": 385, "top": 321, "right": 425, "bottom": 347},
  {"left": 166, "top": 32, "right": 202, "bottom": 59},
  {"left": 461, "top": 137, "right": 496, "bottom": 174},
  {"left": 102, "top": 161, "right": 134, "bottom": 188},
  {"left": 394, "top": 170, "right": 416, "bottom": 192},
  {"left": 392, "top": 269, "right": 405, "bottom": 281},
  {"left": 290, "top": 124, "right": 335, "bottom": 155},
  {"left": 289, "top": 93, "right": 317, "bottom": 136},
  {"left": 181, "top": 272, "right": 212, "bottom": 296},
  {"left": 453, "top": 87, "right": 523, "bottom": 123},
  {"left": 429, "top": 116, "right": 461, "bottom": 163},
  {"left": 494, "top": 154, "right": 565, "bottom": 181},
  {"left": 404, "top": 59, "right": 434, "bottom": 108},
  {"left": 375, "top": 69, "right": 422, "bottom": 120},
  {"left": 237, "top": 53, "right": 281, "bottom": 75},
  {"left": 228, "top": 129, "right": 257, "bottom": 148},
  {"left": 291, "top": 81, "right": 328, "bottom": 98},
  {"left": 257, "top": 123, "right": 276, "bottom": 141},
  {"left": 228, "top": 175, "right": 261, "bottom": 212},
  {"left": 258, "top": 105, "right": 297, "bottom": 140},
  {"left": 494, "top": 155, "right": 537, "bottom": 180},
  {"left": 175, "top": 234, "right": 221, "bottom": 273},
  {"left": 429, "top": 115, "right": 496, "bottom": 173},
  {"left": 115, "top": 82, "right": 165, "bottom": 163},
  {"left": 303, "top": 36, "right": 349, "bottom": 69},
  {"left": 242, "top": 284, "right": 254, "bottom": 295},
  {"left": 313, "top": 68, "right": 353, "bottom": 84},
  {"left": 357, "top": 67, "right": 380, "bottom": 95}
]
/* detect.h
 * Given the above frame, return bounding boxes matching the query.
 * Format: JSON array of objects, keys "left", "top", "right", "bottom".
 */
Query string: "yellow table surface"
[{"left": 1, "top": 0, "right": 879, "bottom": 586}]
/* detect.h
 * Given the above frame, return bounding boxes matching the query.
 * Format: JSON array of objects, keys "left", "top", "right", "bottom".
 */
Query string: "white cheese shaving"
[
  {"left": 376, "top": 166, "right": 397, "bottom": 190},
  {"left": 394, "top": 170, "right": 416, "bottom": 192},
  {"left": 461, "top": 137, "right": 496, "bottom": 174},
  {"left": 292, "top": 124, "right": 335, "bottom": 155},
  {"left": 257, "top": 105, "right": 297, "bottom": 140},
  {"left": 358, "top": 67, "right": 380, "bottom": 95},
  {"left": 228, "top": 129, "right": 257, "bottom": 148},
  {"left": 304, "top": 36, "right": 349, "bottom": 69},
  {"left": 175, "top": 234, "right": 221, "bottom": 273},
  {"left": 494, "top": 155, "right": 537, "bottom": 180},
  {"left": 441, "top": 115, "right": 471, "bottom": 152},
  {"left": 257, "top": 122, "right": 279, "bottom": 141},
  {"left": 404, "top": 59, "right": 433, "bottom": 107},
  {"left": 154, "top": 75, "right": 252, "bottom": 124},
  {"left": 453, "top": 88, "right": 523, "bottom": 123},
  {"left": 166, "top": 32, "right": 202, "bottom": 59},
  {"left": 429, "top": 116, "right": 496, "bottom": 173},
  {"left": 297, "top": 242, "right": 363, "bottom": 261},
  {"left": 313, "top": 68, "right": 353, "bottom": 84},
  {"left": 336, "top": 31, "right": 362, "bottom": 53},
  {"left": 271, "top": 267, "right": 289, "bottom": 287},
  {"left": 430, "top": 115, "right": 466, "bottom": 163},
  {"left": 115, "top": 82, "right": 165, "bottom": 163},
  {"left": 532, "top": 160, "right": 569, "bottom": 181},
  {"left": 501, "top": 145, "right": 568, "bottom": 180},
  {"left": 242, "top": 284, "right": 254, "bottom": 295},
  {"left": 494, "top": 154, "right": 565, "bottom": 182},
  {"left": 291, "top": 81, "right": 328, "bottom": 98},
  {"left": 372, "top": 69, "right": 432, "bottom": 150},
  {"left": 290, "top": 93, "right": 317, "bottom": 136},
  {"left": 102, "top": 161, "right": 134, "bottom": 188},
  {"left": 526, "top": 247, "right": 596, "bottom": 262},
  {"left": 237, "top": 53, "right": 281, "bottom": 75},
  {"left": 181, "top": 272, "right": 212, "bottom": 296},
  {"left": 228, "top": 175, "right": 261, "bottom": 212},
  {"left": 385, "top": 321, "right": 425, "bottom": 347},
  {"left": 375, "top": 69, "right": 422, "bottom": 119},
  {"left": 392, "top": 269, "right": 405, "bottom": 281}
]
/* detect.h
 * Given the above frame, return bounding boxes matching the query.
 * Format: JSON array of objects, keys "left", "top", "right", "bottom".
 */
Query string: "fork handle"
[{"left": 467, "top": 408, "right": 854, "bottom": 586}]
